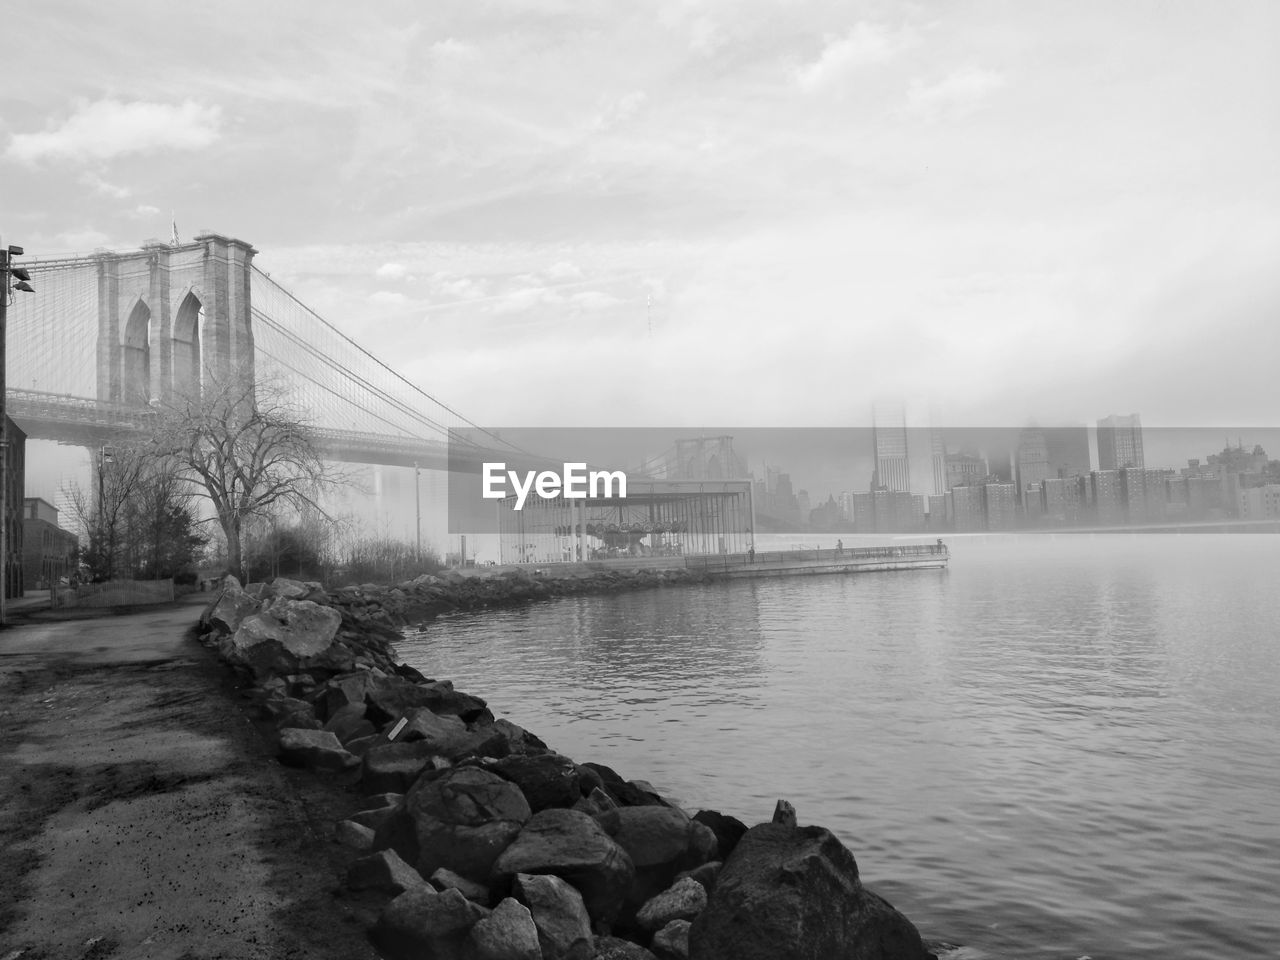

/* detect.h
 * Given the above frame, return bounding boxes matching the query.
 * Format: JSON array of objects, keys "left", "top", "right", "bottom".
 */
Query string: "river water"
[{"left": 397, "top": 534, "right": 1280, "bottom": 959}]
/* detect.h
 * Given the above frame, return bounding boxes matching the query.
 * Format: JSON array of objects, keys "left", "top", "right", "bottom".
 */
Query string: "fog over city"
[{"left": 4, "top": 2, "right": 1278, "bottom": 431}]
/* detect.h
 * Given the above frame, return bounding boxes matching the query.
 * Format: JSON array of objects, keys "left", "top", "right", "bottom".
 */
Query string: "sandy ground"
[{"left": 0, "top": 596, "right": 384, "bottom": 960}]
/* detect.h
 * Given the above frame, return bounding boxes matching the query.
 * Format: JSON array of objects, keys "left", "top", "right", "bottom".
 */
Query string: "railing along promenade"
[{"left": 685, "top": 543, "right": 950, "bottom": 577}]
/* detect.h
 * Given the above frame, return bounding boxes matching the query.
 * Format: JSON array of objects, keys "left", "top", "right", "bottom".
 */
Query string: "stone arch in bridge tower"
[
  {"left": 172, "top": 287, "right": 204, "bottom": 400},
  {"left": 96, "top": 234, "right": 257, "bottom": 407},
  {"left": 122, "top": 296, "right": 152, "bottom": 405}
]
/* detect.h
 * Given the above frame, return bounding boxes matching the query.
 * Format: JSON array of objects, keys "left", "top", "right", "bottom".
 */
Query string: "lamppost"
[{"left": 0, "top": 241, "right": 35, "bottom": 625}]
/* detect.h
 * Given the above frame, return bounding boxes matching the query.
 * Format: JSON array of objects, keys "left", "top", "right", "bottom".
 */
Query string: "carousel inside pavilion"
[{"left": 495, "top": 479, "right": 754, "bottom": 564}]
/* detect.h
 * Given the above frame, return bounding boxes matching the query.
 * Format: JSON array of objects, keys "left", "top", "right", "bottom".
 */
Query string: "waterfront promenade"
[{"left": 0, "top": 596, "right": 381, "bottom": 960}]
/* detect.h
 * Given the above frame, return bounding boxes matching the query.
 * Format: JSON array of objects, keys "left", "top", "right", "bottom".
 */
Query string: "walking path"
[{"left": 0, "top": 595, "right": 381, "bottom": 960}]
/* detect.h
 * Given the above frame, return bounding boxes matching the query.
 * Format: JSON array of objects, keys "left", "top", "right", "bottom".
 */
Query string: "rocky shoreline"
[{"left": 199, "top": 573, "right": 943, "bottom": 960}]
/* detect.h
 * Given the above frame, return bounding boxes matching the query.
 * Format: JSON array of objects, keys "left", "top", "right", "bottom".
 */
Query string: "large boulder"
[
  {"left": 377, "top": 766, "right": 532, "bottom": 882},
  {"left": 512, "top": 873, "right": 593, "bottom": 960},
  {"left": 580, "top": 762, "right": 667, "bottom": 807},
  {"left": 229, "top": 597, "right": 343, "bottom": 679},
  {"left": 594, "top": 806, "right": 715, "bottom": 921},
  {"left": 464, "top": 897, "right": 542, "bottom": 960},
  {"left": 691, "top": 810, "right": 747, "bottom": 862},
  {"left": 347, "top": 848, "right": 428, "bottom": 895},
  {"left": 636, "top": 877, "right": 706, "bottom": 932},
  {"left": 491, "top": 808, "right": 636, "bottom": 925},
  {"left": 687, "top": 823, "right": 935, "bottom": 960},
  {"left": 201, "top": 578, "right": 261, "bottom": 636},
  {"left": 361, "top": 741, "right": 443, "bottom": 795},
  {"left": 276, "top": 728, "right": 359, "bottom": 772},
  {"left": 400, "top": 708, "right": 492, "bottom": 759},
  {"left": 374, "top": 886, "right": 489, "bottom": 960},
  {"left": 479, "top": 753, "right": 582, "bottom": 812},
  {"left": 365, "top": 674, "right": 489, "bottom": 725}
]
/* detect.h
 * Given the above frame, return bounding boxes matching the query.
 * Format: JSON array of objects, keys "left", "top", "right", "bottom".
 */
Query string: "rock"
[
  {"left": 229, "top": 598, "right": 343, "bottom": 678},
  {"left": 464, "top": 897, "right": 542, "bottom": 960},
  {"left": 361, "top": 741, "right": 445, "bottom": 795},
  {"left": 264, "top": 696, "right": 322, "bottom": 731},
  {"left": 490, "top": 718, "right": 549, "bottom": 756},
  {"left": 651, "top": 919, "right": 691, "bottom": 960},
  {"left": 595, "top": 805, "right": 710, "bottom": 921},
  {"left": 691, "top": 810, "right": 747, "bottom": 862},
  {"left": 491, "top": 808, "right": 636, "bottom": 925},
  {"left": 512, "top": 873, "right": 593, "bottom": 960},
  {"left": 350, "top": 803, "right": 400, "bottom": 832},
  {"left": 323, "top": 702, "right": 376, "bottom": 743},
  {"left": 374, "top": 886, "right": 490, "bottom": 960},
  {"left": 347, "top": 848, "right": 427, "bottom": 895},
  {"left": 379, "top": 766, "right": 532, "bottom": 882},
  {"left": 593, "top": 936, "right": 659, "bottom": 960},
  {"left": 771, "top": 798, "right": 796, "bottom": 828},
  {"left": 400, "top": 707, "right": 485, "bottom": 759},
  {"left": 580, "top": 762, "right": 666, "bottom": 807},
  {"left": 365, "top": 673, "right": 489, "bottom": 726},
  {"left": 483, "top": 753, "right": 582, "bottom": 812},
  {"left": 201, "top": 579, "right": 260, "bottom": 635},
  {"left": 322, "top": 671, "right": 378, "bottom": 718},
  {"left": 687, "top": 823, "right": 934, "bottom": 960},
  {"left": 574, "top": 787, "right": 618, "bottom": 818},
  {"left": 359, "top": 791, "right": 404, "bottom": 810},
  {"left": 277, "top": 728, "right": 359, "bottom": 772},
  {"left": 636, "top": 877, "right": 707, "bottom": 932},
  {"left": 675, "top": 862, "right": 721, "bottom": 896},
  {"left": 336, "top": 819, "right": 376, "bottom": 851},
  {"left": 431, "top": 867, "right": 492, "bottom": 906},
  {"left": 270, "top": 576, "right": 314, "bottom": 599}
]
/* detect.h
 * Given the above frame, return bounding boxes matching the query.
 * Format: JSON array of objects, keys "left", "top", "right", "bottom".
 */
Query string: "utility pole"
[
  {"left": 0, "top": 241, "right": 33, "bottom": 625},
  {"left": 414, "top": 461, "right": 421, "bottom": 561}
]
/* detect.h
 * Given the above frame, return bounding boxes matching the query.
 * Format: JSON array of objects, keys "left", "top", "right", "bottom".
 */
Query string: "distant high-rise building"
[
  {"left": 1097, "top": 414, "right": 1145, "bottom": 471},
  {"left": 872, "top": 402, "right": 911, "bottom": 493},
  {"left": 983, "top": 482, "right": 1018, "bottom": 530},
  {"left": 945, "top": 451, "right": 988, "bottom": 490},
  {"left": 929, "top": 429, "right": 947, "bottom": 496},
  {"left": 949, "top": 485, "right": 985, "bottom": 531},
  {"left": 1043, "top": 426, "right": 1091, "bottom": 478},
  {"left": 1015, "top": 429, "right": 1052, "bottom": 505},
  {"left": 1091, "top": 470, "right": 1124, "bottom": 524}
]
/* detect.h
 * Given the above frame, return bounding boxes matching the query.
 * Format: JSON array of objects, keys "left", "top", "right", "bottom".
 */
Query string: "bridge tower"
[{"left": 94, "top": 233, "right": 257, "bottom": 406}]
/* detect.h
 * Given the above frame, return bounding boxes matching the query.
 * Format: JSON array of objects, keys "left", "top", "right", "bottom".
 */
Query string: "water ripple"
[{"left": 398, "top": 535, "right": 1280, "bottom": 960}]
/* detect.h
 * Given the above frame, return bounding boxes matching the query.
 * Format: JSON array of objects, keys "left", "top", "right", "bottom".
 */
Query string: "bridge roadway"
[{"left": 4, "top": 388, "right": 552, "bottom": 473}]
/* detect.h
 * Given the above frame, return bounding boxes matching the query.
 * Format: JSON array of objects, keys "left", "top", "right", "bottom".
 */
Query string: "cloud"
[
  {"left": 570, "top": 290, "right": 622, "bottom": 310},
  {"left": 592, "top": 91, "right": 648, "bottom": 131},
  {"left": 53, "top": 228, "right": 111, "bottom": 250},
  {"left": 376, "top": 262, "right": 408, "bottom": 279},
  {"left": 6, "top": 98, "right": 222, "bottom": 164},
  {"left": 79, "top": 172, "right": 131, "bottom": 198},
  {"left": 546, "top": 260, "right": 583, "bottom": 281},
  {"left": 129, "top": 204, "right": 161, "bottom": 219},
  {"left": 431, "top": 37, "right": 475, "bottom": 59},
  {"left": 369, "top": 290, "right": 408, "bottom": 304},
  {"left": 795, "top": 23, "right": 913, "bottom": 93},
  {"left": 903, "top": 66, "right": 1005, "bottom": 119}
]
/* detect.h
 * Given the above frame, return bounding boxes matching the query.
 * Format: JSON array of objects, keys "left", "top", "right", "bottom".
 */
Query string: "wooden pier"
[{"left": 685, "top": 544, "right": 950, "bottom": 580}]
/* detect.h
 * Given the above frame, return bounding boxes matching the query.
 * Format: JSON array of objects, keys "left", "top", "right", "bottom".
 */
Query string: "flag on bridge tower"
[{"left": 171, "top": 214, "right": 179, "bottom": 246}]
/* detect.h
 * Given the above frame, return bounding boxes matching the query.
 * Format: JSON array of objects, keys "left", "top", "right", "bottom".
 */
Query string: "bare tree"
[
  {"left": 153, "top": 372, "right": 342, "bottom": 581},
  {"left": 64, "top": 440, "right": 150, "bottom": 580}
]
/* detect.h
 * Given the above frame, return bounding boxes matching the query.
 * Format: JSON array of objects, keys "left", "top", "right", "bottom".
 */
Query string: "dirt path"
[{"left": 0, "top": 598, "right": 383, "bottom": 960}]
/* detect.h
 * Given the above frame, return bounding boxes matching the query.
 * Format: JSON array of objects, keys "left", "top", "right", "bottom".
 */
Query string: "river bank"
[{"left": 196, "top": 574, "right": 946, "bottom": 959}]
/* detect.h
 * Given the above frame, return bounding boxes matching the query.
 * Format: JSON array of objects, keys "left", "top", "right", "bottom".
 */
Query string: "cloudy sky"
[{"left": 3, "top": 0, "right": 1278, "bottom": 432}]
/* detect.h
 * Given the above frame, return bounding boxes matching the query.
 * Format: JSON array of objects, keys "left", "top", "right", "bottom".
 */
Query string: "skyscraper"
[
  {"left": 1097, "top": 414, "right": 1145, "bottom": 471},
  {"left": 872, "top": 402, "right": 911, "bottom": 493},
  {"left": 1015, "top": 428, "right": 1052, "bottom": 505}
]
